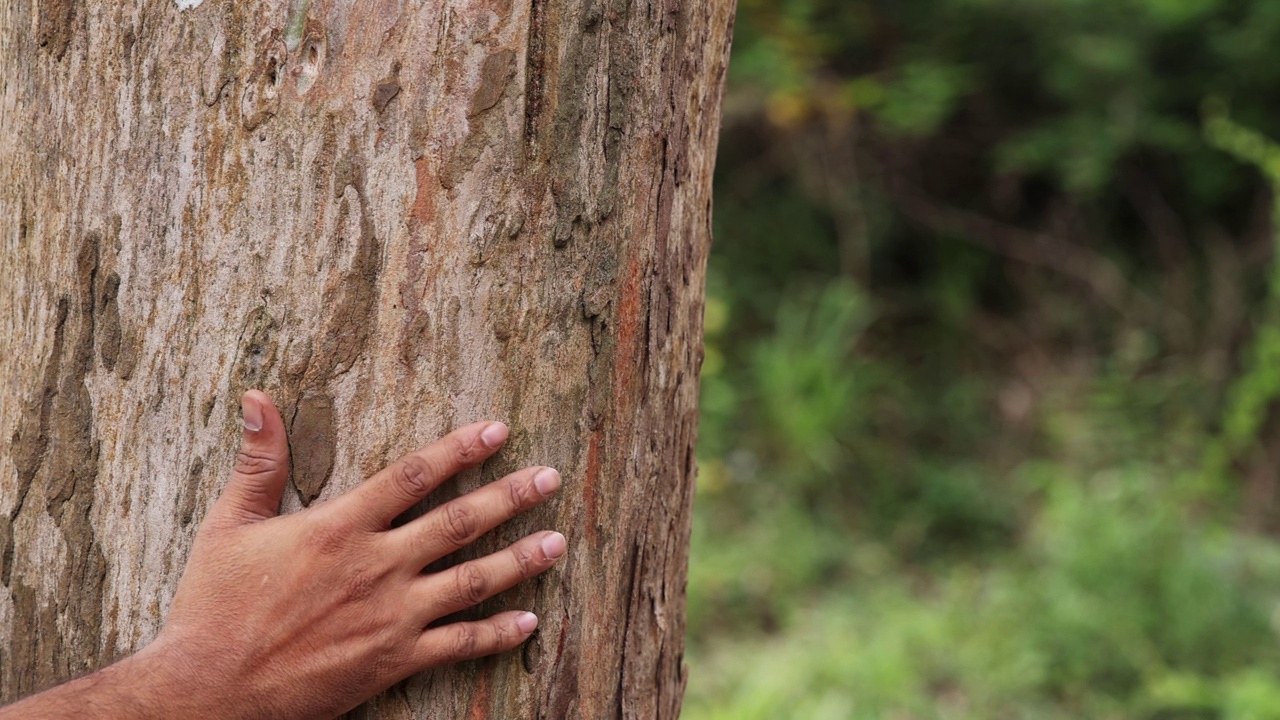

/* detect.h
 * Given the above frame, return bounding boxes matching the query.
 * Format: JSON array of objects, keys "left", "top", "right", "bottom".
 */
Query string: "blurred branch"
[
  {"left": 882, "top": 173, "right": 1157, "bottom": 320},
  {"left": 781, "top": 106, "right": 873, "bottom": 285},
  {"left": 1120, "top": 168, "right": 1196, "bottom": 349},
  {"left": 819, "top": 114, "right": 871, "bottom": 285},
  {"left": 1121, "top": 168, "right": 1192, "bottom": 272}
]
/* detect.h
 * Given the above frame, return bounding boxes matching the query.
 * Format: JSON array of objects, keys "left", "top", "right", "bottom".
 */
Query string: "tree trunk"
[{"left": 0, "top": 0, "right": 734, "bottom": 716}]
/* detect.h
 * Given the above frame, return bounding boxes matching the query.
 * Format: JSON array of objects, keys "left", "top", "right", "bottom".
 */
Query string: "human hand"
[{"left": 147, "top": 390, "right": 565, "bottom": 720}]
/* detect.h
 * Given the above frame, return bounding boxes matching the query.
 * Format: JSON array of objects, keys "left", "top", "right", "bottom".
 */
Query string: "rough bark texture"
[{"left": 0, "top": 0, "right": 734, "bottom": 717}]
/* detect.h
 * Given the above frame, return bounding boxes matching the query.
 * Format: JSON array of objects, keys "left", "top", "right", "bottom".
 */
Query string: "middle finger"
[{"left": 389, "top": 465, "right": 562, "bottom": 567}]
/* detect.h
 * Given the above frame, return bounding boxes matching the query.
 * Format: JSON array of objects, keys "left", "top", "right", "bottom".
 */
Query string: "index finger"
[{"left": 339, "top": 421, "right": 509, "bottom": 528}]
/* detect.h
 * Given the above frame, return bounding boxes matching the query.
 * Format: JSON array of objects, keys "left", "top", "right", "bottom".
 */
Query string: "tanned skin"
[{"left": 0, "top": 390, "right": 567, "bottom": 719}]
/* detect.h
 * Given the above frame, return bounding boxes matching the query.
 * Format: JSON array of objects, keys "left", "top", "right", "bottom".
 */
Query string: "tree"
[{"left": 0, "top": 0, "right": 736, "bottom": 716}]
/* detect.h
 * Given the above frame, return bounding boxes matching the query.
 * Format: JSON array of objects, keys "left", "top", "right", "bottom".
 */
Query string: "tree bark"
[{"left": 0, "top": 0, "right": 735, "bottom": 717}]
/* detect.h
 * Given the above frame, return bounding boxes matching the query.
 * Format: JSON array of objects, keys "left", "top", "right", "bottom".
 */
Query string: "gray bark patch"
[
  {"left": 290, "top": 390, "right": 337, "bottom": 504},
  {"left": 372, "top": 75, "right": 402, "bottom": 114},
  {"left": 470, "top": 49, "right": 516, "bottom": 116},
  {"left": 95, "top": 272, "right": 122, "bottom": 372}
]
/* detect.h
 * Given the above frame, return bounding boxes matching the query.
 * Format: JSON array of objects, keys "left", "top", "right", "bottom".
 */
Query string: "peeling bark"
[{"left": 0, "top": 0, "right": 735, "bottom": 717}]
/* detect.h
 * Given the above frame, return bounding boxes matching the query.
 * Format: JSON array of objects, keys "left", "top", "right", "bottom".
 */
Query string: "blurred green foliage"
[
  {"left": 687, "top": 0, "right": 1280, "bottom": 717},
  {"left": 690, "top": 468, "right": 1280, "bottom": 718}
]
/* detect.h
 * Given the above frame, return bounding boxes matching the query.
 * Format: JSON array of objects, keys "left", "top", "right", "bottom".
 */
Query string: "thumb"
[{"left": 216, "top": 389, "right": 291, "bottom": 523}]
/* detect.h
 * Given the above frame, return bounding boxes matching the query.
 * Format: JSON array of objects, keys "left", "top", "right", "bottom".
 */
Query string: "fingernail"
[
  {"left": 540, "top": 532, "right": 567, "bottom": 559},
  {"left": 533, "top": 468, "right": 561, "bottom": 496},
  {"left": 480, "top": 422, "right": 509, "bottom": 449},
  {"left": 516, "top": 612, "right": 539, "bottom": 634},
  {"left": 241, "top": 393, "right": 263, "bottom": 433}
]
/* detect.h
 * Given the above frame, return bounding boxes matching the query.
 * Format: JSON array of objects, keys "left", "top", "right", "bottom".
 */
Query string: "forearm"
[{"left": 0, "top": 641, "right": 210, "bottom": 720}]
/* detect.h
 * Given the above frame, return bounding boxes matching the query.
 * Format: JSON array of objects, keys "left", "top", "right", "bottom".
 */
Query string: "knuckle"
[
  {"left": 513, "top": 544, "right": 538, "bottom": 577},
  {"left": 447, "top": 431, "right": 481, "bottom": 465},
  {"left": 490, "top": 621, "right": 512, "bottom": 649},
  {"left": 506, "top": 476, "right": 530, "bottom": 511},
  {"left": 454, "top": 563, "right": 488, "bottom": 606},
  {"left": 451, "top": 624, "right": 479, "bottom": 658},
  {"left": 392, "top": 455, "right": 434, "bottom": 499},
  {"left": 234, "top": 447, "right": 280, "bottom": 478},
  {"left": 442, "top": 502, "right": 478, "bottom": 546}
]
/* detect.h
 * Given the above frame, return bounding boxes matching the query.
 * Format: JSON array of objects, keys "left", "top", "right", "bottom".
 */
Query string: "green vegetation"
[{"left": 687, "top": 1, "right": 1280, "bottom": 716}]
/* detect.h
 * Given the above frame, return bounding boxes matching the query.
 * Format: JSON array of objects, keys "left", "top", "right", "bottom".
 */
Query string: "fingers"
[
  {"left": 413, "top": 531, "right": 567, "bottom": 622},
  {"left": 414, "top": 611, "right": 539, "bottom": 668},
  {"left": 212, "top": 390, "right": 291, "bottom": 524},
  {"left": 341, "top": 421, "right": 510, "bottom": 529},
  {"left": 390, "top": 466, "right": 561, "bottom": 565}
]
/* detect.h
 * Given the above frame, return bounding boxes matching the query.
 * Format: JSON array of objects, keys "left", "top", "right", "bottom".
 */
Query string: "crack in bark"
[{"left": 523, "top": 0, "right": 549, "bottom": 154}]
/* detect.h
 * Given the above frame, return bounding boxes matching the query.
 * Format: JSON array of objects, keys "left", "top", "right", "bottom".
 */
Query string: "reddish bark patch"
[
  {"left": 465, "top": 669, "right": 491, "bottom": 720},
  {"left": 401, "top": 156, "right": 440, "bottom": 307},
  {"left": 484, "top": 0, "right": 513, "bottom": 17},
  {"left": 411, "top": 156, "right": 437, "bottom": 227},
  {"left": 204, "top": 126, "right": 225, "bottom": 183},
  {"left": 611, "top": 257, "right": 645, "bottom": 403}
]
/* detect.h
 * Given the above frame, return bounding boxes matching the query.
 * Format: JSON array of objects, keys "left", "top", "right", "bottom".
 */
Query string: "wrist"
[
  {"left": 0, "top": 637, "right": 221, "bottom": 720},
  {"left": 121, "top": 635, "right": 243, "bottom": 720}
]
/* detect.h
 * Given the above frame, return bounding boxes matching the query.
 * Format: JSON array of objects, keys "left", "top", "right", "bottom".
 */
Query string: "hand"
[{"left": 149, "top": 390, "right": 566, "bottom": 720}]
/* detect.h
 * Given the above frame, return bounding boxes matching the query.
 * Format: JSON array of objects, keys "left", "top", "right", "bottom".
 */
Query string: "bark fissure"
[{"left": 523, "top": 0, "right": 549, "bottom": 154}]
